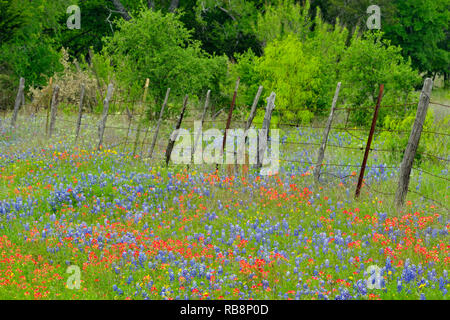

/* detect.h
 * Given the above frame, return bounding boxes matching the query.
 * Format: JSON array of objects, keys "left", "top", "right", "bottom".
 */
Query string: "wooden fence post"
[
  {"left": 395, "top": 78, "right": 433, "bottom": 208},
  {"left": 123, "top": 106, "right": 133, "bottom": 151},
  {"left": 48, "top": 85, "right": 60, "bottom": 138},
  {"left": 165, "top": 95, "right": 188, "bottom": 165},
  {"left": 244, "top": 86, "right": 263, "bottom": 133},
  {"left": 237, "top": 85, "right": 263, "bottom": 176},
  {"left": 212, "top": 108, "right": 223, "bottom": 120},
  {"left": 218, "top": 78, "right": 240, "bottom": 172},
  {"left": 11, "top": 77, "right": 25, "bottom": 128},
  {"left": 75, "top": 84, "right": 85, "bottom": 143},
  {"left": 257, "top": 92, "right": 276, "bottom": 169},
  {"left": 133, "top": 78, "right": 150, "bottom": 156},
  {"left": 314, "top": 82, "right": 341, "bottom": 184},
  {"left": 97, "top": 83, "right": 114, "bottom": 151},
  {"left": 45, "top": 77, "right": 53, "bottom": 134},
  {"left": 192, "top": 90, "right": 211, "bottom": 158},
  {"left": 355, "top": 84, "right": 384, "bottom": 198},
  {"left": 148, "top": 88, "right": 170, "bottom": 159}
]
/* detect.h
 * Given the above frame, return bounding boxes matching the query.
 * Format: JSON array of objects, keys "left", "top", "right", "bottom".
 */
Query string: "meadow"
[{"left": 0, "top": 94, "right": 448, "bottom": 300}]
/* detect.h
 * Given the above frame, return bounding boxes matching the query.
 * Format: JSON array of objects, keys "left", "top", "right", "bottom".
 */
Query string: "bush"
[
  {"left": 379, "top": 109, "right": 435, "bottom": 163},
  {"left": 226, "top": 49, "right": 262, "bottom": 111},
  {"left": 28, "top": 48, "right": 100, "bottom": 113},
  {"left": 255, "top": 32, "right": 345, "bottom": 124},
  {"left": 102, "top": 9, "right": 228, "bottom": 117},
  {"left": 0, "top": 62, "right": 16, "bottom": 110},
  {"left": 339, "top": 31, "right": 421, "bottom": 126},
  {"left": 232, "top": 4, "right": 348, "bottom": 124}
]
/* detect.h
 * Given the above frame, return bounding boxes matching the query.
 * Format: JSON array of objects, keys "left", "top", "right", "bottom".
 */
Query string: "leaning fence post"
[
  {"left": 45, "top": 77, "right": 53, "bottom": 134},
  {"left": 11, "top": 77, "right": 25, "bottom": 128},
  {"left": 257, "top": 92, "right": 276, "bottom": 169},
  {"left": 194, "top": 90, "right": 211, "bottom": 153},
  {"left": 75, "top": 84, "right": 85, "bottom": 143},
  {"left": 245, "top": 86, "right": 263, "bottom": 133},
  {"left": 148, "top": 88, "right": 170, "bottom": 159},
  {"left": 237, "top": 85, "right": 263, "bottom": 175},
  {"left": 123, "top": 106, "right": 134, "bottom": 153},
  {"left": 314, "top": 82, "right": 341, "bottom": 184},
  {"left": 355, "top": 84, "right": 384, "bottom": 198},
  {"left": 97, "top": 83, "right": 114, "bottom": 151},
  {"left": 218, "top": 78, "right": 240, "bottom": 172},
  {"left": 165, "top": 95, "right": 188, "bottom": 165},
  {"left": 133, "top": 78, "right": 150, "bottom": 156},
  {"left": 48, "top": 85, "right": 60, "bottom": 138},
  {"left": 192, "top": 90, "right": 211, "bottom": 157},
  {"left": 395, "top": 78, "right": 433, "bottom": 208}
]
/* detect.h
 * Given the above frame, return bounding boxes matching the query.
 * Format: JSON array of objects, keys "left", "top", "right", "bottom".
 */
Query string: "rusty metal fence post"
[
  {"left": 165, "top": 95, "right": 189, "bottom": 165},
  {"left": 355, "top": 84, "right": 384, "bottom": 198},
  {"left": 218, "top": 78, "right": 240, "bottom": 172}
]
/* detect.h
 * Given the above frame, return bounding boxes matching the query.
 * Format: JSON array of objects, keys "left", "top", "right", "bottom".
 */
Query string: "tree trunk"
[
  {"left": 111, "top": 0, "right": 132, "bottom": 21},
  {"left": 168, "top": 0, "right": 179, "bottom": 12}
]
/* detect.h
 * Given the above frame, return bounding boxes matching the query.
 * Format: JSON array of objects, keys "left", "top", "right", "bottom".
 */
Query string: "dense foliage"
[{"left": 0, "top": 0, "right": 447, "bottom": 124}]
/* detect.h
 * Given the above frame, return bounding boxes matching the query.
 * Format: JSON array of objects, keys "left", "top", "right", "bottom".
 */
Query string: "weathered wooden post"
[
  {"left": 148, "top": 88, "right": 170, "bottom": 159},
  {"left": 355, "top": 84, "right": 384, "bottom": 198},
  {"left": 75, "top": 84, "right": 85, "bottom": 143},
  {"left": 48, "top": 85, "right": 60, "bottom": 138},
  {"left": 219, "top": 78, "right": 240, "bottom": 172},
  {"left": 212, "top": 108, "right": 223, "bottom": 120},
  {"left": 188, "top": 90, "right": 211, "bottom": 169},
  {"left": 237, "top": 85, "right": 263, "bottom": 176},
  {"left": 192, "top": 90, "right": 211, "bottom": 157},
  {"left": 314, "top": 82, "right": 341, "bottom": 183},
  {"left": 97, "top": 83, "right": 114, "bottom": 151},
  {"left": 45, "top": 77, "right": 53, "bottom": 134},
  {"left": 133, "top": 78, "right": 150, "bottom": 156},
  {"left": 244, "top": 86, "right": 263, "bottom": 133},
  {"left": 165, "top": 95, "right": 188, "bottom": 165},
  {"left": 395, "top": 78, "right": 433, "bottom": 208},
  {"left": 123, "top": 106, "right": 133, "bottom": 152},
  {"left": 257, "top": 92, "right": 276, "bottom": 169},
  {"left": 11, "top": 77, "right": 25, "bottom": 128}
]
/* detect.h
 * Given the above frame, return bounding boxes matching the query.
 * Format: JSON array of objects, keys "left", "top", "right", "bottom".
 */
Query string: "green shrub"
[
  {"left": 339, "top": 31, "right": 421, "bottom": 126},
  {"left": 102, "top": 9, "right": 228, "bottom": 118},
  {"left": 379, "top": 109, "right": 435, "bottom": 163},
  {"left": 233, "top": 3, "right": 348, "bottom": 124}
]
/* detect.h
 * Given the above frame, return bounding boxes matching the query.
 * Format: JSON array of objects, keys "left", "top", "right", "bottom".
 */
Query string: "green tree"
[
  {"left": 0, "top": 0, "right": 72, "bottom": 105},
  {"left": 255, "top": 0, "right": 312, "bottom": 46},
  {"left": 383, "top": 0, "right": 449, "bottom": 78},
  {"left": 0, "top": 0, "right": 27, "bottom": 43},
  {"left": 312, "top": 0, "right": 449, "bottom": 78},
  {"left": 339, "top": 31, "right": 421, "bottom": 126},
  {"left": 102, "top": 9, "right": 227, "bottom": 110},
  {"left": 190, "top": 0, "right": 264, "bottom": 57},
  {"left": 235, "top": 3, "right": 347, "bottom": 121}
]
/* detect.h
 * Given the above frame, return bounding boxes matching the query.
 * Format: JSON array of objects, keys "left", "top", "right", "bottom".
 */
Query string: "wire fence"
[{"left": 1, "top": 81, "right": 449, "bottom": 212}]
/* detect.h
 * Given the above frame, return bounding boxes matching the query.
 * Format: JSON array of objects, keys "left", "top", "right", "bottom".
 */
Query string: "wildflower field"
[{"left": 0, "top": 110, "right": 448, "bottom": 301}]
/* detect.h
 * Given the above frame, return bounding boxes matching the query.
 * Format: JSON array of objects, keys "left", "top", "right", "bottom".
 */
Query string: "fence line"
[
  {"left": 429, "top": 101, "right": 450, "bottom": 108},
  {"left": 2, "top": 78, "right": 448, "bottom": 213}
]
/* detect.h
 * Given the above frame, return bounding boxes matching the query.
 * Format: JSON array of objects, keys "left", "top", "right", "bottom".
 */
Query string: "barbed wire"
[
  {"left": 429, "top": 101, "right": 450, "bottom": 108},
  {"left": 334, "top": 102, "right": 418, "bottom": 112},
  {"left": 412, "top": 166, "right": 450, "bottom": 182},
  {"left": 407, "top": 189, "right": 449, "bottom": 212}
]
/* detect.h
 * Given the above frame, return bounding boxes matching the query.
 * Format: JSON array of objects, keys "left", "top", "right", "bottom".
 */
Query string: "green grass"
[{"left": 0, "top": 106, "right": 448, "bottom": 300}]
